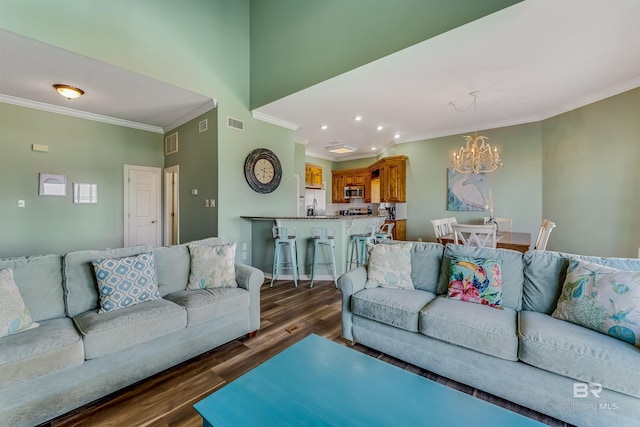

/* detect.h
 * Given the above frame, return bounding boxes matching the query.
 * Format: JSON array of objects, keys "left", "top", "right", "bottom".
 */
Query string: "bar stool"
[
  {"left": 375, "top": 222, "right": 394, "bottom": 242},
  {"left": 271, "top": 226, "right": 299, "bottom": 287},
  {"left": 310, "top": 227, "right": 337, "bottom": 288},
  {"left": 348, "top": 225, "right": 376, "bottom": 270}
]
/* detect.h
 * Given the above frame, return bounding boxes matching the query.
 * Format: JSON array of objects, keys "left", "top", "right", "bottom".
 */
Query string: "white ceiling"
[
  {"left": 253, "top": 0, "right": 640, "bottom": 161},
  {"left": 0, "top": 29, "right": 214, "bottom": 134},
  {"left": 1, "top": 0, "right": 639, "bottom": 150}
]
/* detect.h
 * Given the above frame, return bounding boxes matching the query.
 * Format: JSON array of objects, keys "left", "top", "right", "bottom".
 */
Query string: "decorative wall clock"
[{"left": 244, "top": 148, "right": 282, "bottom": 193}]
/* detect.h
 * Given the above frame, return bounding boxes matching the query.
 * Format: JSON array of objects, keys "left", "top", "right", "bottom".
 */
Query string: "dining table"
[{"left": 440, "top": 231, "right": 532, "bottom": 253}]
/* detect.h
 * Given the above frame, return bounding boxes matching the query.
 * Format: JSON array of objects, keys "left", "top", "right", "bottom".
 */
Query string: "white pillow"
[
  {"left": 365, "top": 243, "right": 414, "bottom": 290},
  {"left": 187, "top": 243, "right": 238, "bottom": 290},
  {"left": 0, "top": 268, "right": 39, "bottom": 337}
]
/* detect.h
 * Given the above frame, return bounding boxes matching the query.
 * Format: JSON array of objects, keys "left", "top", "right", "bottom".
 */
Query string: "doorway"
[
  {"left": 124, "top": 165, "right": 162, "bottom": 247},
  {"left": 164, "top": 165, "right": 180, "bottom": 246}
]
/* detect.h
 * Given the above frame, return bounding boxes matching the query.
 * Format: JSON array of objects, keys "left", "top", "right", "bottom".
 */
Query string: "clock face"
[
  {"left": 244, "top": 148, "right": 282, "bottom": 193},
  {"left": 254, "top": 158, "right": 274, "bottom": 184}
]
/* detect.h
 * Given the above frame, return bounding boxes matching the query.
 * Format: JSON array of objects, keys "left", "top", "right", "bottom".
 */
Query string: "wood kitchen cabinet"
[
  {"left": 369, "top": 156, "right": 407, "bottom": 203},
  {"left": 305, "top": 163, "right": 323, "bottom": 189},
  {"left": 331, "top": 168, "right": 368, "bottom": 202}
]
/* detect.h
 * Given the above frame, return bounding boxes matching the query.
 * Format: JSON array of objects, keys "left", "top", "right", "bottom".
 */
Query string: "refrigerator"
[{"left": 305, "top": 189, "right": 326, "bottom": 216}]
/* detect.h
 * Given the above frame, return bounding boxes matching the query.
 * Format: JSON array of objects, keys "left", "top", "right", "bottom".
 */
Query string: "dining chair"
[
  {"left": 452, "top": 223, "right": 497, "bottom": 249},
  {"left": 431, "top": 217, "right": 457, "bottom": 243},
  {"left": 534, "top": 219, "right": 556, "bottom": 251},
  {"left": 484, "top": 216, "right": 513, "bottom": 233}
]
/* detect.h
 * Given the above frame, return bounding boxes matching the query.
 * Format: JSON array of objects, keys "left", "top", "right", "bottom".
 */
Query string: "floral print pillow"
[
  {"left": 0, "top": 268, "right": 39, "bottom": 338},
  {"left": 552, "top": 259, "right": 640, "bottom": 347},
  {"left": 187, "top": 243, "right": 238, "bottom": 290},
  {"left": 447, "top": 255, "right": 503, "bottom": 309},
  {"left": 365, "top": 243, "right": 414, "bottom": 290}
]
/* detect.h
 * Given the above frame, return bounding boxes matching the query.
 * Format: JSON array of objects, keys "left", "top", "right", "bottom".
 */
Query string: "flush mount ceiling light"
[
  {"left": 53, "top": 84, "right": 84, "bottom": 100},
  {"left": 326, "top": 144, "right": 357, "bottom": 154}
]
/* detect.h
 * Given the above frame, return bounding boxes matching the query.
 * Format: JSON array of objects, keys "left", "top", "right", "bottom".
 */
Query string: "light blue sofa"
[
  {"left": 0, "top": 238, "right": 264, "bottom": 427},
  {"left": 338, "top": 243, "right": 640, "bottom": 427}
]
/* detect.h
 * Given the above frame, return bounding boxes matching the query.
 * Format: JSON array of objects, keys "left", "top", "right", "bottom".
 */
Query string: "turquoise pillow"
[
  {"left": 553, "top": 258, "right": 640, "bottom": 347},
  {"left": 92, "top": 253, "right": 161, "bottom": 313},
  {"left": 448, "top": 255, "right": 503, "bottom": 309}
]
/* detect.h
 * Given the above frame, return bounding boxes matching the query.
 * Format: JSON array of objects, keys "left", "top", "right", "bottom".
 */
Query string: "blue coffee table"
[{"left": 194, "top": 334, "right": 545, "bottom": 426}]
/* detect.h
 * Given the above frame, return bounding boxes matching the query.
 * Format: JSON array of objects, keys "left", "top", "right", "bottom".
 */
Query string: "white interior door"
[
  {"left": 164, "top": 165, "right": 179, "bottom": 246},
  {"left": 124, "top": 165, "right": 162, "bottom": 247}
]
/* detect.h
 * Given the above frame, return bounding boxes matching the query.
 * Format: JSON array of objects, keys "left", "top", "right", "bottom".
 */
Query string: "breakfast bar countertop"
[{"left": 240, "top": 215, "right": 383, "bottom": 220}]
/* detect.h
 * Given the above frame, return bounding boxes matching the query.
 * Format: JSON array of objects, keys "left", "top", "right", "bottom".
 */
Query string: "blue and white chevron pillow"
[{"left": 92, "top": 253, "right": 161, "bottom": 313}]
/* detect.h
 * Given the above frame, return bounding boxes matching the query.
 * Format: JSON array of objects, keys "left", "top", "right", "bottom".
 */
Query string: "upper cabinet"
[
  {"left": 369, "top": 156, "right": 407, "bottom": 203},
  {"left": 305, "top": 163, "right": 323, "bottom": 189},
  {"left": 331, "top": 156, "right": 407, "bottom": 203}
]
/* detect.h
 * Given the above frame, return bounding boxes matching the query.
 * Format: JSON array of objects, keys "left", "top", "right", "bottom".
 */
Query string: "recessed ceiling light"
[
  {"left": 394, "top": 133, "right": 401, "bottom": 139},
  {"left": 326, "top": 144, "right": 357, "bottom": 154},
  {"left": 354, "top": 116, "right": 363, "bottom": 121},
  {"left": 377, "top": 125, "right": 384, "bottom": 131},
  {"left": 321, "top": 125, "right": 328, "bottom": 130},
  {"left": 371, "top": 147, "right": 377, "bottom": 151}
]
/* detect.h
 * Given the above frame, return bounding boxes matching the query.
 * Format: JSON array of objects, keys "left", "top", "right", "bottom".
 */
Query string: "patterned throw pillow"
[
  {"left": 0, "top": 268, "right": 39, "bottom": 337},
  {"left": 448, "top": 255, "right": 503, "bottom": 309},
  {"left": 553, "top": 259, "right": 640, "bottom": 347},
  {"left": 365, "top": 243, "right": 414, "bottom": 290},
  {"left": 187, "top": 243, "right": 238, "bottom": 290},
  {"left": 92, "top": 253, "right": 161, "bottom": 313}
]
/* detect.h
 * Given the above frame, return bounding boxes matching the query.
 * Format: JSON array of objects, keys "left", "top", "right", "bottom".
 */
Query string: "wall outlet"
[
  {"left": 191, "top": 189, "right": 198, "bottom": 196},
  {"left": 18, "top": 200, "right": 25, "bottom": 208}
]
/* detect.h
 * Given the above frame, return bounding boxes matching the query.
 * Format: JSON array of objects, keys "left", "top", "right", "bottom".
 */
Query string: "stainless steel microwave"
[{"left": 344, "top": 186, "right": 364, "bottom": 199}]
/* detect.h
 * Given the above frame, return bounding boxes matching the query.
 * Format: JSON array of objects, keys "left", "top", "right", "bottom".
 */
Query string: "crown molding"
[
  {"left": 0, "top": 94, "right": 164, "bottom": 134},
  {"left": 163, "top": 98, "right": 217, "bottom": 133},
  {"left": 251, "top": 110, "right": 299, "bottom": 130}
]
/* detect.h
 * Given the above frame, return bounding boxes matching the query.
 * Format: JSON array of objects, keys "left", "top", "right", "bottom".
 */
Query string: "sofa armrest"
[
  {"left": 235, "top": 263, "right": 264, "bottom": 332},
  {"left": 337, "top": 266, "right": 367, "bottom": 341}
]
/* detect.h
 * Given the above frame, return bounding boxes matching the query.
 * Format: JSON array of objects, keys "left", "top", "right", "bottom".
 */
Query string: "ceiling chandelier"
[{"left": 451, "top": 92, "right": 502, "bottom": 174}]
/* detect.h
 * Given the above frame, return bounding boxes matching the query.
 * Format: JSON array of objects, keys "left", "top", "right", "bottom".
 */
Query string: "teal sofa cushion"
[
  {"left": 409, "top": 242, "right": 444, "bottom": 293},
  {"left": 63, "top": 245, "right": 153, "bottom": 317},
  {"left": 352, "top": 288, "right": 435, "bottom": 332},
  {"left": 0, "top": 317, "right": 83, "bottom": 387},
  {"left": 73, "top": 298, "right": 186, "bottom": 359},
  {"left": 164, "top": 288, "right": 250, "bottom": 327},
  {"left": 0, "top": 254, "right": 64, "bottom": 322},
  {"left": 523, "top": 250, "right": 640, "bottom": 314},
  {"left": 518, "top": 310, "right": 640, "bottom": 398},
  {"left": 153, "top": 245, "right": 190, "bottom": 296},
  {"left": 437, "top": 244, "right": 524, "bottom": 311},
  {"left": 420, "top": 296, "right": 519, "bottom": 361}
]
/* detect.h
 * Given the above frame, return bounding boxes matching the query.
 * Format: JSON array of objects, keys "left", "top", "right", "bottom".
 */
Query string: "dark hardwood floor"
[{"left": 44, "top": 279, "right": 572, "bottom": 427}]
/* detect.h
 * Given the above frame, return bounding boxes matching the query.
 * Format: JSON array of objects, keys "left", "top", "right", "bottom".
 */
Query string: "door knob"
[{"left": 151, "top": 220, "right": 157, "bottom": 224}]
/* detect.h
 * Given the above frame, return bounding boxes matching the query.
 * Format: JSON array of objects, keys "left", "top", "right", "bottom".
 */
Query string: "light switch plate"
[
  {"left": 18, "top": 200, "right": 25, "bottom": 207},
  {"left": 191, "top": 189, "right": 198, "bottom": 196}
]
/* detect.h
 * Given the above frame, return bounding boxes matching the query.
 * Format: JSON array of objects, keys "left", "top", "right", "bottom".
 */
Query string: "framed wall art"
[{"left": 447, "top": 168, "right": 487, "bottom": 211}]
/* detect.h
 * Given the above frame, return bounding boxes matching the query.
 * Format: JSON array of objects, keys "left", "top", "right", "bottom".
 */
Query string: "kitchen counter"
[
  {"left": 241, "top": 215, "right": 386, "bottom": 280},
  {"left": 240, "top": 215, "right": 383, "bottom": 220}
]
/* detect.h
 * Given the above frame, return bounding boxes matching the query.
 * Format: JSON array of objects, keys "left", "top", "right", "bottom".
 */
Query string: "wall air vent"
[
  {"left": 199, "top": 119, "right": 208, "bottom": 133},
  {"left": 165, "top": 132, "right": 178, "bottom": 155},
  {"left": 227, "top": 116, "right": 244, "bottom": 131}
]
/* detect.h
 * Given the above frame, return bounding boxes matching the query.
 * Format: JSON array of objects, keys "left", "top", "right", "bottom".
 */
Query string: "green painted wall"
[
  {"left": 0, "top": 104, "right": 163, "bottom": 257},
  {"left": 249, "top": 0, "right": 521, "bottom": 108},
  {"left": 164, "top": 109, "right": 218, "bottom": 243},
  {"left": 332, "top": 157, "right": 377, "bottom": 171},
  {"left": 381, "top": 123, "right": 542, "bottom": 242},
  {"left": 1, "top": 0, "right": 295, "bottom": 262},
  {"left": 541, "top": 88, "right": 640, "bottom": 257}
]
